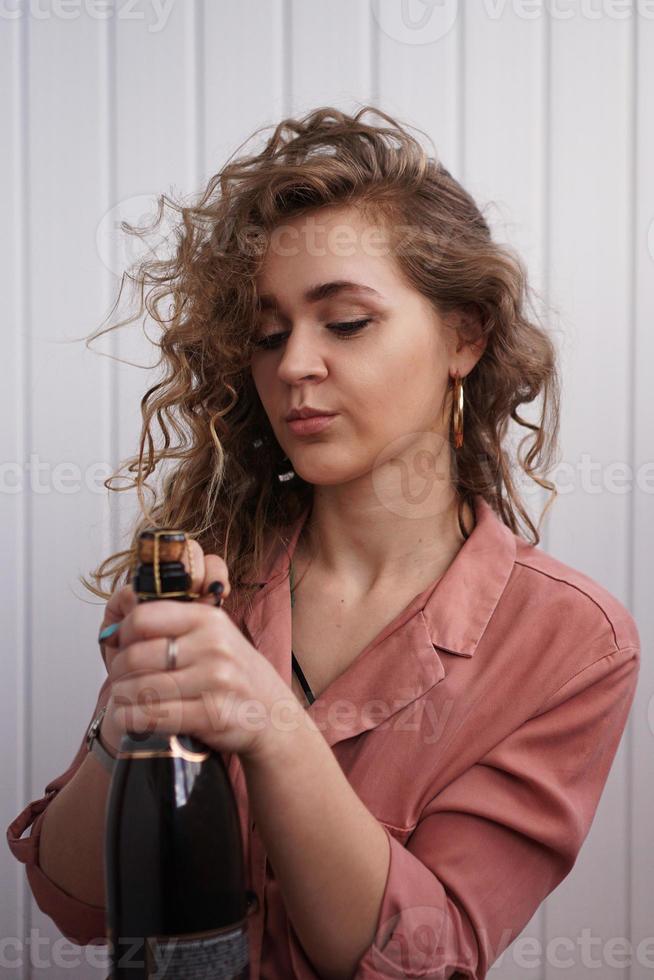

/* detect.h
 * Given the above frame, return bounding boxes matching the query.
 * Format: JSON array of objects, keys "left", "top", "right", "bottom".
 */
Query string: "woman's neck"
[{"left": 291, "top": 494, "right": 475, "bottom": 601}]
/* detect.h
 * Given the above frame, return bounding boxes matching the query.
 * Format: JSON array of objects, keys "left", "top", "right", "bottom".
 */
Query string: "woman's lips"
[{"left": 286, "top": 414, "right": 338, "bottom": 435}]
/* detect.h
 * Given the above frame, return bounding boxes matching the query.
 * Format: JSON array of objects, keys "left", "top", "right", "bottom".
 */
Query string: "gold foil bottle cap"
[
  {"left": 137, "top": 530, "right": 188, "bottom": 564},
  {"left": 132, "top": 529, "right": 200, "bottom": 602}
]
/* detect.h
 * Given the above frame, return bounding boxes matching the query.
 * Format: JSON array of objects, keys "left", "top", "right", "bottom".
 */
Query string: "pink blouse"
[{"left": 6, "top": 494, "right": 641, "bottom": 978}]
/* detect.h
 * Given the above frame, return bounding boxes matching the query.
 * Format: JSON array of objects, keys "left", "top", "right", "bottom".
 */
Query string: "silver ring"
[{"left": 166, "top": 636, "right": 178, "bottom": 671}]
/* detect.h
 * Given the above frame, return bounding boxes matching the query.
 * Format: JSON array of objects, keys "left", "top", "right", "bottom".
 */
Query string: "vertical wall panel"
[
  {"left": 462, "top": 11, "right": 550, "bottom": 977},
  {"left": 631, "top": 11, "right": 654, "bottom": 980},
  {"left": 1, "top": 13, "right": 28, "bottom": 980},
  {"left": 547, "top": 14, "right": 633, "bottom": 595},
  {"left": 25, "top": 8, "right": 113, "bottom": 976},
  {"left": 375, "top": 0, "right": 461, "bottom": 173},
  {"left": 111, "top": 2, "right": 201, "bottom": 559},
  {"left": 544, "top": 10, "right": 635, "bottom": 980},
  {"left": 289, "top": 0, "right": 373, "bottom": 115},
  {"left": 201, "top": 0, "right": 285, "bottom": 180},
  {"left": 463, "top": 3, "right": 550, "bottom": 567}
]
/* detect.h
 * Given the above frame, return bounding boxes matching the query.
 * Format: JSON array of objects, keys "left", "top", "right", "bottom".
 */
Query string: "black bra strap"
[{"left": 291, "top": 651, "right": 315, "bottom": 705}]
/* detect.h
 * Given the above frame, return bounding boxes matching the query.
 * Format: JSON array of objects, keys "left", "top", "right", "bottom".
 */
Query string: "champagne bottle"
[{"left": 105, "top": 529, "right": 252, "bottom": 978}]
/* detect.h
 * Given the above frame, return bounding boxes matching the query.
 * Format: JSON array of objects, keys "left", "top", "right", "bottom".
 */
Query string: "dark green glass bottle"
[{"left": 105, "top": 529, "right": 251, "bottom": 978}]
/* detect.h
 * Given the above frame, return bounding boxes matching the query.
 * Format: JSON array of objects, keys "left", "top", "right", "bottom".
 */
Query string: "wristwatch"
[{"left": 85, "top": 705, "right": 117, "bottom": 774}]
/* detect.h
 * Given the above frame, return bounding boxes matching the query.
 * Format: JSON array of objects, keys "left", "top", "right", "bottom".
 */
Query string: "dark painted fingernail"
[{"left": 208, "top": 581, "right": 224, "bottom": 607}]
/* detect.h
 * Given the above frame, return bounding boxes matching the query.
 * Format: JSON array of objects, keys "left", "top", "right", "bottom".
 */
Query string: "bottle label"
[{"left": 144, "top": 922, "right": 249, "bottom": 979}]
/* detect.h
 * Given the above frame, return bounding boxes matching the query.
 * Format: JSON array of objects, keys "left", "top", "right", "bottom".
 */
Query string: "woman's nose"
[{"left": 275, "top": 329, "right": 328, "bottom": 384}]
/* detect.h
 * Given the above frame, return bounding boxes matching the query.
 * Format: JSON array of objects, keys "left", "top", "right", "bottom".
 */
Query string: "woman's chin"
[
  {"left": 290, "top": 459, "right": 367, "bottom": 487},
  {"left": 292, "top": 469, "right": 344, "bottom": 486}
]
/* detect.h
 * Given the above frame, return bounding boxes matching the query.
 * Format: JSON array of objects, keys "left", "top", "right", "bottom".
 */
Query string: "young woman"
[{"left": 7, "top": 106, "right": 640, "bottom": 980}]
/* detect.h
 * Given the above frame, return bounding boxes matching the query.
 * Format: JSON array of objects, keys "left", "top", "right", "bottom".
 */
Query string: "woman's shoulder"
[{"left": 509, "top": 533, "right": 640, "bottom": 656}]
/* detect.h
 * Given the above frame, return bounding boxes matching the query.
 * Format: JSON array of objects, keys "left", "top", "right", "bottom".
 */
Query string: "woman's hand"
[
  {"left": 98, "top": 542, "right": 293, "bottom": 763},
  {"left": 96, "top": 538, "right": 226, "bottom": 667}
]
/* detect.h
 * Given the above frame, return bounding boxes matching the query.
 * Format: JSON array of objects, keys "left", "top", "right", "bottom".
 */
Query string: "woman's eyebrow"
[{"left": 258, "top": 280, "right": 385, "bottom": 312}]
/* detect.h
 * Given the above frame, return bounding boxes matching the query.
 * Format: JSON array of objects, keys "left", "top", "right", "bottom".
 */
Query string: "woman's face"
[{"left": 249, "top": 205, "right": 466, "bottom": 491}]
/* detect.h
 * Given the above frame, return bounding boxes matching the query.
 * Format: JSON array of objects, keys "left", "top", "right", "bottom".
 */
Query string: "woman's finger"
[
  {"left": 98, "top": 583, "right": 139, "bottom": 665},
  {"left": 99, "top": 536, "right": 214, "bottom": 637},
  {"left": 111, "top": 654, "right": 238, "bottom": 705},
  {"left": 102, "top": 582, "right": 138, "bottom": 627},
  {"left": 115, "top": 597, "right": 220, "bottom": 652},
  {"left": 98, "top": 538, "right": 231, "bottom": 672},
  {"left": 175, "top": 537, "right": 206, "bottom": 596},
  {"left": 109, "top": 629, "right": 200, "bottom": 682},
  {"left": 197, "top": 553, "right": 231, "bottom": 606}
]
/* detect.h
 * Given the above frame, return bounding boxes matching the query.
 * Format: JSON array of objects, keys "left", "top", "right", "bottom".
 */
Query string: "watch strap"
[{"left": 85, "top": 705, "right": 116, "bottom": 774}]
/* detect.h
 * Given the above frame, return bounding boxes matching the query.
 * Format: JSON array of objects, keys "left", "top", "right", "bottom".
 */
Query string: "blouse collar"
[{"left": 238, "top": 494, "right": 518, "bottom": 748}]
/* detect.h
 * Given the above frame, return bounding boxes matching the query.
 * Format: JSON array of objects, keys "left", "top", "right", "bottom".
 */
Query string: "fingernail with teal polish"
[{"left": 98, "top": 622, "right": 120, "bottom": 642}]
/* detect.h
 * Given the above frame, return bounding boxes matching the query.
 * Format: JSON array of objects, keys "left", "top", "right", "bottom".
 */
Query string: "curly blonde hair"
[{"left": 81, "top": 104, "right": 560, "bottom": 620}]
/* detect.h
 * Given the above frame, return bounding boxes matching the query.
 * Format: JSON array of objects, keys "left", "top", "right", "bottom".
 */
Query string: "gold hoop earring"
[{"left": 452, "top": 372, "right": 464, "bottom": 450}]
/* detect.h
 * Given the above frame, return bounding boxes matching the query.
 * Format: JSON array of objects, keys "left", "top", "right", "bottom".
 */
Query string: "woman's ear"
[{"left": 455, "top": 304, "right": 487, "bottom": 366}]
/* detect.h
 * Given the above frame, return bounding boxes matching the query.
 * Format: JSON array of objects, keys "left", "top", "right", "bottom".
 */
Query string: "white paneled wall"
[{"left": 2, "top": 2, "right": 651, "bottom": 978}]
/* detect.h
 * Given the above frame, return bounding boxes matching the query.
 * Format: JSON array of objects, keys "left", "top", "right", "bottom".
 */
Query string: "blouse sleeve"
[
  {"left": 353, "top": 645, "right": 640, "bottom": 979},
  {"left": 5, "top": 674, "right": 113, "bottom": 946},
  {"left": 286, "top": 643, "right": 640, "bottom": 979}
]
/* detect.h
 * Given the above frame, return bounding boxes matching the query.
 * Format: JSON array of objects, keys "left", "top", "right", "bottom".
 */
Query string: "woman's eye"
[{"left": 253, "top": 318, "right": 373, "bottom": 351}]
